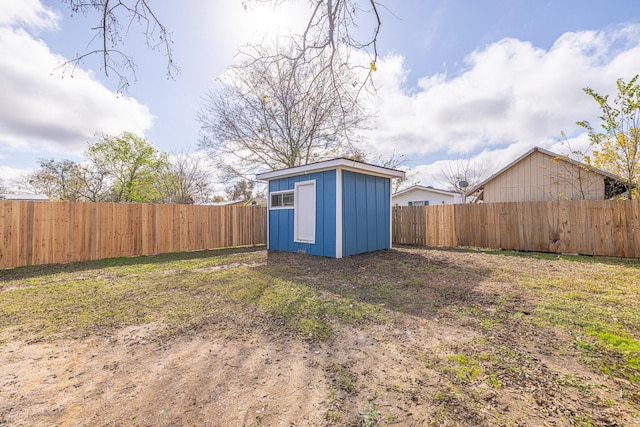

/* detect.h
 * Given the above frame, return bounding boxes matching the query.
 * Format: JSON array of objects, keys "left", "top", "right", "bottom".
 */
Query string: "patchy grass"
[
  {"left": 1, "top": 247, "right": 638, "bottom": 383},
  {"left": 430, "top": 248, "right": 640, "bottom": 391},
  {"left": 1, "top": 245, "right": 639, "bottom": 425},
  {"left": 0, "top": 247, "right": 387, "bottom": 342},
  {"left": 528, "top": 271, "right": 640, "bottom": 385}
]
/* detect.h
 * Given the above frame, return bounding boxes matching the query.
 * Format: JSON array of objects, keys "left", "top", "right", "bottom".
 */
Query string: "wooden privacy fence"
[
  {"left": 0, "top": 201, "right": 267, "bottom": 269},
  {"left": 4, "top": 200, "right": 639, "bottom": 269},
  {"left": 393, "top": 200, "right": 640, "bottom": 259}
]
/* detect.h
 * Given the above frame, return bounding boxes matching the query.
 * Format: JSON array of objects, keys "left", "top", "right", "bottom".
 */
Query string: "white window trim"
[{"left": 269, "top": 189, "right": 294, "bottom": 210}]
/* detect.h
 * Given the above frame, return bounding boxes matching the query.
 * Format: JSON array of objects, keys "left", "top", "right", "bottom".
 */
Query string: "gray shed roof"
[{"left": 256, "top": 158, "right": 406, "bottom": 181}]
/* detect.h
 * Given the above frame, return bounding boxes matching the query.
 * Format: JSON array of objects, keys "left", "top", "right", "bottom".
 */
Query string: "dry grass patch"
[{"left": 0, "top": 245, "right": 638, "bottom": 426}]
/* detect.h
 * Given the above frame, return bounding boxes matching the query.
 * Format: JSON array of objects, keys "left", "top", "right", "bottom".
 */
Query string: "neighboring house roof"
[
  {"left": 256, "top": 157, "right": 406, "bottom": 181},
  {"left": 207, "top": 200, "right": 247, "bottom": 206},
  {"left": 244, "top": 197, "right": 267, "bottom": 206},
  {"left": 393, "top": 185, "right": 458, "bottom": 198},
  {"left": 206, "top": 197, "right": 267, "bottom": 207},
  {"left": 0, "top": 194, "right": 49, "bottom": 201},
  {"left": 466, "top": 146, "right": 627, "bottom": 201}
]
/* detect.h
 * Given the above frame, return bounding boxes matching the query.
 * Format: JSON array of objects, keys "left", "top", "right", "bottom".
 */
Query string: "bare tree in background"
[
  {"left": 198, "top": 42, "right": 369, "bottom": 180},
  {"left": 59, "top": 1, "right": 384, "bottom": 92},
  {"left": 13, "top": 175, "right": 47, "bottom": 197},
  {"left": 74, "top": 164, "right": 110, "bottom": 202},
  {"left": 551, "top": 133, "right": 627, "bottom": 200},
  {"left": 13, "top": 149, "right": 212, "bottom": 204},
  {"left": 553, "top": 133, "right": 599, "bottom": 200},
  {"left": 16, "top": 159, "right": 85, "bottom": 201},
  {"left": 159, "top": 152, "right": 213, "bottom": 204},
  {"left": 437, "top": 156, "right": 495, "bottom": 203},
  {"left": 226, "top": 179, "right": 257, "bottom": 202}
]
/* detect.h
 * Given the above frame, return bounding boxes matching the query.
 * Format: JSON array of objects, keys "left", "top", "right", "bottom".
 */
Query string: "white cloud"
[
  {"left": 0, "top": 0, "right": 59, "bottom": 30},
  {"left": 0, "top": 0, "right": 154, "bottom": 161},
  {"left": 0, "top": 164, "right": 33, "bottom": 184},
  {"left": 368, "top": 24, "right": 640, "bottom": 161},
  {"left": 368, "top": 24, "right": 640, "bottom": 188}
]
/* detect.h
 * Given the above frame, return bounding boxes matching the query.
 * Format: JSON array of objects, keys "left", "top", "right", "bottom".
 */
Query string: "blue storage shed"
[{"left": 256, "top": 158, "right": 406, "bottom": 258}]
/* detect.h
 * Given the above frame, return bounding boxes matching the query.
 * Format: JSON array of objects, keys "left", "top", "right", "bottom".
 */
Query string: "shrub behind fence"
[
  {"left": 393, "top": 200, "right": 640, "bottom": 259},
  {"left": 0, "top": 201, "right": 267, "bottom": 269}
]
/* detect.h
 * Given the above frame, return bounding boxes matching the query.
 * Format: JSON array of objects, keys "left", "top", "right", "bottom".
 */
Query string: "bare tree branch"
[
  {"left": 244, "top": 0, "right": 384, "bottom": 95},
  {"left": 159, "top": 152, "right": 214, "bottom": 204},
  {"left": 57, "top": 1, "right": 384, "bottom": 93},
  {"left": 436, "top": 156, "right": 496, "bottom": 203},
  {"left": 58, "top": 0, "right": 179, "bottom": 91}
]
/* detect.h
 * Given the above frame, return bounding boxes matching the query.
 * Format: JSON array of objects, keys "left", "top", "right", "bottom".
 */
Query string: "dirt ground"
[{"left": 0, "top": 247, "right": 638, "bottom": 426}]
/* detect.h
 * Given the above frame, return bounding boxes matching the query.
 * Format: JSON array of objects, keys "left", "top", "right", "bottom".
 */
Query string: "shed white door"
[{"left": 294, "top": 180, "right": 316, "bottom": 244}]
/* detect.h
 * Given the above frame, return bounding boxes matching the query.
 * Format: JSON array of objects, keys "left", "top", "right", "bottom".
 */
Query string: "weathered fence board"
[
  {"left": 0, "top": 202, "right": 267, "bottom": 269},
  {"left": 393, "top": 200, "right": 640, "bottom": 259}
]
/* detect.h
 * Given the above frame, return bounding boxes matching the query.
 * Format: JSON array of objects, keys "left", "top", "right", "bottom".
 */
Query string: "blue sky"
[{"left": 1, "top": 0, "right": 640, "bottom": 191}]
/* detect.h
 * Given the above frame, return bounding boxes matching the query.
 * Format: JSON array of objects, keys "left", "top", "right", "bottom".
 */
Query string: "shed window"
[
  {"left": 409, "top": 200, "right": 429, "bottom": 206},
  {"left": 270, "top": 191, "right": 294, "bottom": 209}
]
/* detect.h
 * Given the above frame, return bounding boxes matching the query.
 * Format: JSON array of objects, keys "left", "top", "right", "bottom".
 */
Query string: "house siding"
[
  {"left": 484, "top": 150, "right": 605, "bottom": 203},
  {"left": 393, "top": 189, "right": 457, "bottom": 206},
  {"left": 342, "top": 170, "right": 391, "bottom": 256},
  {"left": 268, "top": 170, "right": 336, "bottom": 257}
]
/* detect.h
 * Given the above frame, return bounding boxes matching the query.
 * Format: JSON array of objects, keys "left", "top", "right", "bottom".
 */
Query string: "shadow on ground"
[{"left": 258, "top": 246, "right": 496, "bottom": 319}]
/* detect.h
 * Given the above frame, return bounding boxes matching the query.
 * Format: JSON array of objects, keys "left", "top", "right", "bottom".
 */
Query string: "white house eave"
[
  {"left": 393, "top": 185, "right": 458, "bottom": 198},
  {"left": 256, "top": 158, "right": 406, "bottom": 181}
]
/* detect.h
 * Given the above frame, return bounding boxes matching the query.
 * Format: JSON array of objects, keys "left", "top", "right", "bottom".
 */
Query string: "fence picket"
[
  {"left": 392, "top": 201, "right": 640, "bottom": 259},
  {"left": 0, "top": 202, "right": 268, "bottom": 269},
  {"left": 2, "top": 200, "right": 640, "bottom": 269}
]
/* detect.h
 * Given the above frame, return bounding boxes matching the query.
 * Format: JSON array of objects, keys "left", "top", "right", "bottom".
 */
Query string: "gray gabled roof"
[
  {"left": 256, "top": 158, "right": 406, "bottom": 181},
  {"left": 0, "top": 194, "right": 49, "bottom": 201}
]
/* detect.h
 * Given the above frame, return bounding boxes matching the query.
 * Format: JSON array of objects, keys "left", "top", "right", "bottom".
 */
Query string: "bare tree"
[
  {"left": 437, "top": 156, "right": 495, "bottom": 203},
  {"left": 159, "top": 152, "right": 213, "bottom": 204},
  {"left": 13, "top": 146, "right": 212, "bottom": 204},
  {"left": 552, "top": 133, "right": 602, "bottom": 200},
  {"left": 226, "top": 179, "right": 257, "bottom": 202},
  {"left": 198, "top": 42, "right": 369, "bottom": 179},
  {"left": 74, "top": 163, "right": 110, "bottom": 202},
  {"left": 13, "top": 174, "right": 47, "bottom": 196},
  {"left": 14, "top": 158, "right": 107, "bottom": 201},
  {"left": 16, "top": 159, "right": 85, "bottom": 200}
]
